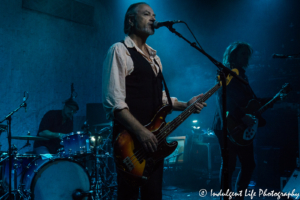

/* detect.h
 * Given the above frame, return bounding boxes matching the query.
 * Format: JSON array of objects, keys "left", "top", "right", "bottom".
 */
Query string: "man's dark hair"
[
  {"left": 124, "top": 2, "right": 149, "bottom": 34},
  {"left": 223, "top": 41, "right": 253, "bottom": 69}
]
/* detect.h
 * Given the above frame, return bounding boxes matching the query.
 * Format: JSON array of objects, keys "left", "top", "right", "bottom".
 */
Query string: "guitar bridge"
[{"left": 123, "top": 157, "right": 134, "bottom": 171}]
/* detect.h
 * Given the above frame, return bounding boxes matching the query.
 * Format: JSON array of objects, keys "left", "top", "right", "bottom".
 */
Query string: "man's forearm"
[
  {"left": 172, "top": 100, "right": 188, "bottom": 111},
  {"left": 39, "top": 130, "right": 63, "bottom": 138},
  {"left": 114, "top": 108, "right": 158, "bottom": 152},
  {"left": 114, "top": 109, "right": 148, "bottom": 136}
]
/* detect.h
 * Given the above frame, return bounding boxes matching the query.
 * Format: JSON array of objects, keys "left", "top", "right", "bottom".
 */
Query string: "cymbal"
[
  {"left": 10, "top": 136, "right": 49, "bottom": 141},
  {"left": 93, "top": 122, "right": 112, "bottom": 127}
]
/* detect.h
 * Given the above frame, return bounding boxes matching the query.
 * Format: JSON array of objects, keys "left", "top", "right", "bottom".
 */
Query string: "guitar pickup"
[{"left": 123, "top": 157, "right": 134, "bottom": 171}]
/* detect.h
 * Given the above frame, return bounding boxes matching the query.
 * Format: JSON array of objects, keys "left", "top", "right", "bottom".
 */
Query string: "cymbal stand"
[
  {"left": 0, "top": 92, "right": 28, "bottom": 200},
  {"left": 0, "top": 146, "right": 30, "bottom": 200},
  {"left": 94, "top": 152, "right": 117, "bottom": 200},
  {"left": 18, "top": 132, "right": 31, "bottom": 152},
  {"left": 93, "top": 138, "right": 101, "bottom": 200},
  {"left": 100, "top": 128, "right": 117, "bottom": 187},
  {"left": 90, "top": 128, "right": 117, "bottom": 200}
]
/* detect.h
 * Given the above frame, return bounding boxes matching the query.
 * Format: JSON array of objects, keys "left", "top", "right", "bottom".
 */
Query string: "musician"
[
  {"left": 212, "top": 42, "right": 273, "bottom": 199},
  {"left": 33, "top": 98, "right": 79, "bottom": 154},
  {"left": 102, "top": 2, "right": 207, "bottom": 199}
]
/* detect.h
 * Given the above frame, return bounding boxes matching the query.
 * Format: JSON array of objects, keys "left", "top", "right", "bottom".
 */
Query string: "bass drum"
[{"left": 22, "top": 157, "right": 90, "bottom": 200}]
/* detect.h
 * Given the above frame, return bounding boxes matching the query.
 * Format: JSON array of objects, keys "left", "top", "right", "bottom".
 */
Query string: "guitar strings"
[
  {"left": 130, "top": 100, "right": 203, "bottom": 162},
  {"left": 130, "top": 104, "right": 198, "bottom": 162},
  {"left": 127, "top": 84, "right": 221, "bottom": 164},
  {"left": 155, "top": 84, "right": 220, "bottom": 142},
  {"left": 156, "top": 85, "right": 219, "bottom": 139},
  {"left": 129, "top": 85, "right": 220, "bottom": 163}
]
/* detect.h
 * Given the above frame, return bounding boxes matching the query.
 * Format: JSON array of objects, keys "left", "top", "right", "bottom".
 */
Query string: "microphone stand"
[
  {"left": 164, "top": 24, "right": 248, "bottom": 200},
  {"left": 0, "top": 93, "right": 28, "bottom": 200}
]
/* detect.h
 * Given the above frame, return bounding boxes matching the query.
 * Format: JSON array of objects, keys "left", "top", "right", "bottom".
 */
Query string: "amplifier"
[
  {"left": 165, "top": 136, "right": 187, "bottom": 165},
  {"left": 188, "top": 142, "right": 221, "bottom": 179}
]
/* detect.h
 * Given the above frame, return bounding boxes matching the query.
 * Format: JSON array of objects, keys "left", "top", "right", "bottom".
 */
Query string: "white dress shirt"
[{"left": 102, "top": 36, "right": 177, "bottom": 120}]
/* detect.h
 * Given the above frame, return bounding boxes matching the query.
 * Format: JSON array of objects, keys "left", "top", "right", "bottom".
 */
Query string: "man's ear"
[{"left": 128, "top": 16, "right": 135, "bottom": 26}]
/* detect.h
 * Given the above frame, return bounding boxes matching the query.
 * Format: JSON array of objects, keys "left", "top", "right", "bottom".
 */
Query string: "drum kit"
[{"left": 0, "top": 122, "right": 117, "bottom": 200}]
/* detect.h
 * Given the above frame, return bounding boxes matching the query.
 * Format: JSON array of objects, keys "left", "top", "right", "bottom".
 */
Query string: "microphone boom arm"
[{"left": 165, "top": 25, "right": 247, "bottom": 83}]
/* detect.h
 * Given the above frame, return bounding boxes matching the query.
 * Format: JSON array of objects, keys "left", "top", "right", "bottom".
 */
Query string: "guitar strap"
[{"left": 154, "top": 60, "right": 173, "bottom": 108}]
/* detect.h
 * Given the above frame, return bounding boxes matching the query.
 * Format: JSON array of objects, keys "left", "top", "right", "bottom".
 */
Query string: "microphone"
[
  {"left": 153, "top": 20, "right": 183, "bottom": 29},
  {"left": 272, "top": 54, "right": 289, "bottom": 59}
]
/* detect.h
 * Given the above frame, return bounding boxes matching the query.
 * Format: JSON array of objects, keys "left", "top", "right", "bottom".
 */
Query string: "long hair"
[
  {"left": 223, "top": 41, "right": 253, "bottom": 69},
  {"left": 124, "top": 2, "right": 149, "bottom": 35}
]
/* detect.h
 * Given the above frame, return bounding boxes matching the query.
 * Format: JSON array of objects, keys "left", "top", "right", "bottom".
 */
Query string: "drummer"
[{"left": 33, "top": 98, "right": 79, "bottom": 154}]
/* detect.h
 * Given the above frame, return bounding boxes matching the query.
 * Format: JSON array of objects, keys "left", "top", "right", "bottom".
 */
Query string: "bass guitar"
[
  {"left": 227, "top": 83, "right": 291, "bottom": 146},
  {"left": 113, "top": 69, "right": 237, "bottom": 185}
]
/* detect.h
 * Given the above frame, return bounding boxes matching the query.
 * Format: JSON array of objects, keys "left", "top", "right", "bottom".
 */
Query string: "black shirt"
[
  {"left": 212, "top": 68, "right": 257, "bottom": 131},
  {"left": 33, "top": 110, "right": 73, "bottom": 154},
  {"left": 212, "top": 67, "right": 271, "bottom": 131}
]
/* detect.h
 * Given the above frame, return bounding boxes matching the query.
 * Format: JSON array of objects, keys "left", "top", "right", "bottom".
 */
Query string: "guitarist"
[
  {"left": 212, "top": 42, "right": 274, "bottom": 199},
  {"left": 102, "top": 2, "right": 207, "bottom": 200}
]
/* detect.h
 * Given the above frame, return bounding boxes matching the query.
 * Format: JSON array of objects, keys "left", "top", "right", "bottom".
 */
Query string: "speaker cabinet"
[
  {"left": 189, "top": 142, "right": 221, "bottom": 179},
  {"left": 86, "top": 103, "right": 111, "bottom": 134}
]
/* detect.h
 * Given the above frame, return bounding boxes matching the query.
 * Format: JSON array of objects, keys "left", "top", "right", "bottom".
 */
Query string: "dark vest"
[{"left": 124, "top": 44, "right": 163, "bottom": 125}]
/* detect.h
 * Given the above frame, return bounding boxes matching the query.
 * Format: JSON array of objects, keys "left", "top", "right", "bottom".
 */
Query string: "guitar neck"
[
  {"left": 158, "top": 83, "right": 221, "bottom": 139},
  {"left": 256, "top": 83, "right": 291, "bottom": 115},
  {"left": 257, "top": 97, "right": 279, "bottom": 115}
]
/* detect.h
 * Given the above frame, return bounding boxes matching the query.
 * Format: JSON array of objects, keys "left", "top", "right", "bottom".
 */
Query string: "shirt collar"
[{"left": 124, "top": 35, "right": 157, "bottom": 57}]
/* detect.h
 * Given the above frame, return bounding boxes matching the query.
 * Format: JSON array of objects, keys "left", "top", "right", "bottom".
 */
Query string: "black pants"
[
  {"left": 116, "top": 160, "right": 164, "bottom": 200},
  {"left": 215, "top": 130, "right": 256, "bottom": 199}
]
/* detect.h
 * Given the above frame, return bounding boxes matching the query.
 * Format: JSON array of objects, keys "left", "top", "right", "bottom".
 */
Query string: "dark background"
[{"left": 0, "top": 0, "right": 299, "bottom": 183}]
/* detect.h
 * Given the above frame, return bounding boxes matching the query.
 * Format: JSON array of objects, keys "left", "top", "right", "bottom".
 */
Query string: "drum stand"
[
  {"left": 0, "top": 93, "right": 28, "bottom": 200},
  {"left": 93, "top": 151, "right": 117, "bottom": 200},
  {"left": 0, "top": 150, "right": 31, "bottom": 200},
  {"left": 90, "top": 128, "right": 117, "bottom": 200}
]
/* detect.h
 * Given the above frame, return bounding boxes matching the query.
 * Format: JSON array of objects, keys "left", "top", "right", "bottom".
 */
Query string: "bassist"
[{"left": 102, "top": 3, "right": 207, "bottom": 200}]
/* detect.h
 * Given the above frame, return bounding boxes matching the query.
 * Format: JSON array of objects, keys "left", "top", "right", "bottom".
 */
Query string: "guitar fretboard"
[{"left": 157, "top": 83, "right": 221, "bottom": 140}]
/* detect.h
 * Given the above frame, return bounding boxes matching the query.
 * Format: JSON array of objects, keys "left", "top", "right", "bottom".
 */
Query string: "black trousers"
[
  {"left": 116, "top": 160, "right": 164, "bottom": 200},
  {"left": 215, "top": 130, "right": 256, "bottom": 199}
]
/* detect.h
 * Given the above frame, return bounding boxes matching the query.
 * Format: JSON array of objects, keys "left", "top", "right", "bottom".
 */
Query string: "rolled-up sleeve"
[
  {"left": 102, "top": 44, "right": 129, "bottom": 120},
  {"left": 162, "top": 91, "right": 178, "bottom": 106}
]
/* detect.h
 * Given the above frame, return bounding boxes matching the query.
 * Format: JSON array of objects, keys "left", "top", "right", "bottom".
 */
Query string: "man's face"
[
  {"left": 235, "top": 46, "right": 251, "bottom": 68},
  {"left": 132, "top": 4, "right": 156, "bottom": 36},
  {"left": 63, "top": 104, "right": 77, "bottom": 120}
]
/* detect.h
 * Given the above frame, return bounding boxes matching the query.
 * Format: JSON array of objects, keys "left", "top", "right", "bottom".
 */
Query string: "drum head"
[{"left": 31, "top": 159, "right": 90, "bottom": 200}]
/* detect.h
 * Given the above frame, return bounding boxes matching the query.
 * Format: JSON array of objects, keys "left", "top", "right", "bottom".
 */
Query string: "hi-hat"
[{"left": 10, "top": 136, "right": 49, "bottom": 141}]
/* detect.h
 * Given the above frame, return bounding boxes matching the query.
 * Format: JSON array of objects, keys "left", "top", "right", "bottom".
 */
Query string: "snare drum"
[
  {"left": 22, "top": 157, "right": 90, "bottom": 200},
  {"left": 61, "top": 132, "right": 93, "bottom": 157}
]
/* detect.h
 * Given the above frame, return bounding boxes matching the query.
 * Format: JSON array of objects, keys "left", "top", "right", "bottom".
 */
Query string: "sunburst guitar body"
[{"left": 113, "top": 69, "right": 237, "bottom": 185}]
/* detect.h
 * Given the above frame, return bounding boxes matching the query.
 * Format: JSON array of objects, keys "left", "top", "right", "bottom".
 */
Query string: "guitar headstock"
[
  {"left": 274, "top": 83, "right": 292, "bottom": 100},
  {"left": 218, "top": 68, "right": 239, "bottom": 86},
  {"left": 281, "top": 83, "right": 292, "bottom": 93}
]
